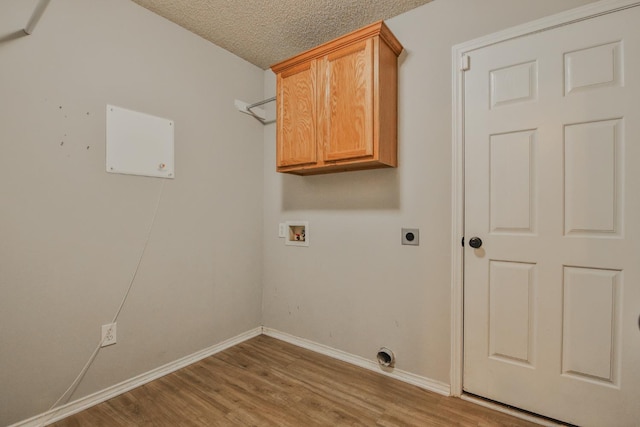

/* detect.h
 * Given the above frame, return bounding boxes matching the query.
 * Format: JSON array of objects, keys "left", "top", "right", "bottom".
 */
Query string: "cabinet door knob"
[{"left": 469, "top": 237, "right": 483, "bottom": 249}]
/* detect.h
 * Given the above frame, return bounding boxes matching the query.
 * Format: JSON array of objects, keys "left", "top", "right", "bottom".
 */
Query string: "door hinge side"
[{"left": 461, "top": 55, "right": 470, "bottom": 71}]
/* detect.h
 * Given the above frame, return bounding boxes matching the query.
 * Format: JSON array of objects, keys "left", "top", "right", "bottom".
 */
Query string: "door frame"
[{"left": 450, "top": 0, "right": 640, "bottom": 399}]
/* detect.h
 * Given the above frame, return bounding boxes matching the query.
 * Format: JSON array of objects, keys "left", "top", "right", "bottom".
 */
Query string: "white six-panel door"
[{"left": 463, "top": 5, "right": 640, "bottom": 426}]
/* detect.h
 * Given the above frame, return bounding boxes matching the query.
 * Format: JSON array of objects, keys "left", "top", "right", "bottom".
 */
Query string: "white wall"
[
  {"left": 262, "top": 0, "right": 597, "bottom": 385},
  {"left": 1, "top": 0, "right": 604, "bottom": 424},
  {"left": 0, "top": 0, "right": 264, "bottom": 424}
]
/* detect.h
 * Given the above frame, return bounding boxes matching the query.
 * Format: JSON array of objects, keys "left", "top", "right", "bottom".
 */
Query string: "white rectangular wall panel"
[
  {"left": 564, "top": 42, "right": 623, "bottom": 95},
  {"left": 489, "top": 261, "right": 536, "bottom": 366},
  {"left": 562, "top": 267, "right": 621, "bottom": 385},
  {"left": 490, "top": 61, "right": 537, "bottom": 109},
  {"left": 106, "top": 105, "right": 175, "bottom": 178},
  {"left": 564, "top": 119, "right": 622, "bottom": 236},
  {"left": 490, "top": 130, "right": 536, "bottom": 234}
]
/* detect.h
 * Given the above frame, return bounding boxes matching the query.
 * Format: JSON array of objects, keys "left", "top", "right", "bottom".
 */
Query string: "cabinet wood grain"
[
  {"left": 271, "top": 21, "right": 402, "bottom": 175},
  {"left": 277, "top": 62, "right": 317, "bottom": 168}
]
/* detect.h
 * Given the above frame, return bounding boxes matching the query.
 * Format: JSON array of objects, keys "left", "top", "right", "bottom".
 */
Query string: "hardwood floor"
[{"left": 52, "top": 335, "right": 540, "bottom": 426}]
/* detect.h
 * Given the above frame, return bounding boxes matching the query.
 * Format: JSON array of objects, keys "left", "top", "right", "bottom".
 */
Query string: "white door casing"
[{"left": 452, "top": 1, "right": 640, "bottom": 426}]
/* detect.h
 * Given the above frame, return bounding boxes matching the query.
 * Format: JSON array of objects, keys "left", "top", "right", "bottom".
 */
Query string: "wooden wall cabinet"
[{"left": 271, "top": 21, "right": 403, "bottom": 175}]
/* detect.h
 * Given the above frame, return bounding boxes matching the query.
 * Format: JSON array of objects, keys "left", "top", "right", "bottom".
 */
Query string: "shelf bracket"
[{"left": 235, "top": 96, "right": 276, "bottom": 125}]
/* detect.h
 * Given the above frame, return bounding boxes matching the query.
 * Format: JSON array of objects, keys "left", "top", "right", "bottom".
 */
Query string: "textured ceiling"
[{"left": 130, "top": 0, "right": 433, "bottom": 69}]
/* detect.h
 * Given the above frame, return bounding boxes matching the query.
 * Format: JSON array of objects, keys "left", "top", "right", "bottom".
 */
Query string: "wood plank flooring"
[{"left": 52, "top": 335, "right": 540, "bottom": 426}]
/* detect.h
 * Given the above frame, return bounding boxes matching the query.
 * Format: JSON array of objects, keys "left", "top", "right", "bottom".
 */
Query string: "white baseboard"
[
  {"left": 11, "top": 327, "right": 262, "bottom": 427},
  {"left": 262, "top": 327, "right": 451, "bottom": 396},
  {"left": 13, "top": 326, "right": 450, "bottom": 426}
]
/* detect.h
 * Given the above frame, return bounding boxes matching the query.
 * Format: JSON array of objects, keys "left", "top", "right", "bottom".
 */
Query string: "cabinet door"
[
  {"left": 276, "top": 61, "right": 317, "bottom": 168},
  {"left": 320, "top": 39, "right": 374, "bottom": 162}
]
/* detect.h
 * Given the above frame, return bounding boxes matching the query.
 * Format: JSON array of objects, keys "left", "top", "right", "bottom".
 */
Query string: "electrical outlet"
[
  {"left": 101, "top": 323, "right": 117, "bottom": 347},
  {"left": 278, "top": 223, "right": 286, "bottom": 238},
  {"left": 402, "top": 228, "right": 420, "bottom": 246}
]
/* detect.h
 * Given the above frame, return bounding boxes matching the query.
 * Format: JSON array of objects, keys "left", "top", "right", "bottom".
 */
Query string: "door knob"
[{"left": 469, "top": 237, "right": 483, "bottom": 249}]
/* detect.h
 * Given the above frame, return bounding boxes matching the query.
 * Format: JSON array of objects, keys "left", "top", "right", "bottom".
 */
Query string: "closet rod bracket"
[{"left": 235, "top": 96, "right": 276, "bottom": 125}]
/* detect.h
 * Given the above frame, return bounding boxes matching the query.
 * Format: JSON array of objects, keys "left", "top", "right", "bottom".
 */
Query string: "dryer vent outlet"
[{"left": 377, "top": 347, "right": 395, "bottom": 368}]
